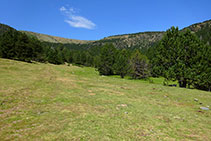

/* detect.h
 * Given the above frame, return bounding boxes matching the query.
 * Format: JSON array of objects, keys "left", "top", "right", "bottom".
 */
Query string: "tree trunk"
[
  {"left": 120, "top": 74, "right": 124, "bottom": 78},
  {"left": 179, "top": 79, "right": 187, "bottom": 88}
]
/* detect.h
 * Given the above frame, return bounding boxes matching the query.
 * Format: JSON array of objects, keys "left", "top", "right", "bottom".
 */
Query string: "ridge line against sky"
[{"left": 0, "top": 0, "right": 211, "bottom": 40}]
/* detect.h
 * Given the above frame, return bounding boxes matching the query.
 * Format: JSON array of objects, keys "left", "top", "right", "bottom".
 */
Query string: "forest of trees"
[
  {"left": 97, "top": 44, "right": 150, "bottom": 79},
  {"left": 0, "top": 26, "right": 210, "bottom": 91},
  {"left": 0, "top": 29, "right": 44, "bottom": 62},
  {"left": 151, "top": 27, "right": 211, "bottom": 91}
]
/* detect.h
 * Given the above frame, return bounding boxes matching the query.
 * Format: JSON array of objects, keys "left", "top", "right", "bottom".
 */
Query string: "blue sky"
[{"left": 0, "top": 0, "right": 211, "bottom": 40}]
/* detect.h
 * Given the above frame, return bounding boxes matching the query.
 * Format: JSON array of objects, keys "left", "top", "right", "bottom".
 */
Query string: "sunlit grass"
[{"left": 0, "top": 58, "right": 210, "bottom": 140}]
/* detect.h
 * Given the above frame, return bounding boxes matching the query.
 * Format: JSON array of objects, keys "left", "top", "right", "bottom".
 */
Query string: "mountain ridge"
[
  {"left": 1, "top": 19, "right": 211, "bottom": 49},
  {"left": 20, "top": 30, "right": 94, "bottom": 44}
]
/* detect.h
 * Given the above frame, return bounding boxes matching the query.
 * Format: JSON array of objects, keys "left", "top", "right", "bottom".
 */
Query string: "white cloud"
[
  {"left": 60, "top": 6, "right": 96, "bottom": 30},
  {"left": 65, "top": 16, "right": 96, "bottom": 29},
  {"left": 60, "top": 6, "right": 66, "bottom": 12}
]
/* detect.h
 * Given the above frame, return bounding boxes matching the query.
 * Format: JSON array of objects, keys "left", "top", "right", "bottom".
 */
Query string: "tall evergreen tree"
[
  {"left": 113, "top": 49, "right": 130, "bottom": 78},
  {"left": 47, "top": 48, "right": 63, "bottom": 65},
  {"left": 62, "top": 48, "right": 72, "bottom": 63},
  {"left": 73, "top": 51, "right": 82, "bottom": 65},
  {"left": 85, "top": 52, "right": 94, "bottom": 66},
  {"left": 130, "top": 50, "right": 150, "bottom": 79},
  {"left": 80, "top": 51, "right": 87, "bottom": 65},
  {"left": 192, "top": 44, "right": 211, "bottom": 91},
  {"left": 93, "top": 55, "right": 100, "bottom": 68},
  {"left": 98, "top": 44, "right": 116, "bottom": 75},
  {"left": 0, "top": 29, "right": 17, "bottom": 59},
  {"left": 152, "top": 26, "right": 210, "bottom": 89}
]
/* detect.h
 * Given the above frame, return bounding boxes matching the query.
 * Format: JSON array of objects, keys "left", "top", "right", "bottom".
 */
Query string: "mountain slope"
[
  {"left": 182, "top": 19, "right": 211, "bottom": 33},
  {"left": 20, "top": 19, "right": 211, "bottom": 50},
  {"left": 182, "top": 19, "right": 211, "bottom": 45},
  {"left": 0, "top": 23, "right": 17, "bottom": 36},
  {"left": 20, "top": 31, "right": 93, "bottom": 44},
  {"left": 95, "top": 31, "right": 164, "bottom": 49}
]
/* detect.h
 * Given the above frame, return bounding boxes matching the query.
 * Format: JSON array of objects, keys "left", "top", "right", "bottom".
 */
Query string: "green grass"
[{"left": 0, "top": 58, "right": 210, "bottom": 140}]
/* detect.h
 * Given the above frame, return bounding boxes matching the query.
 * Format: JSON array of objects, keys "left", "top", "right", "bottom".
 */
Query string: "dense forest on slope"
[
  {"left": 0, "top": 23, "right": 15, "bottom": 36},
  {"left": 0, "top": 24, "right": 44, "bottom": 62}
]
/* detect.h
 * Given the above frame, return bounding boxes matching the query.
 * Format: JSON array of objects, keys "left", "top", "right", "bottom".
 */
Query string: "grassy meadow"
[{"left": 0, "top": 58, "right": 210, "bottom": 140}]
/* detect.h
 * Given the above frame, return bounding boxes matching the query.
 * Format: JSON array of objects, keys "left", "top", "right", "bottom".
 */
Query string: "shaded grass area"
[{"left": 0, "top": 58, "right": 210, "bottom": 140}]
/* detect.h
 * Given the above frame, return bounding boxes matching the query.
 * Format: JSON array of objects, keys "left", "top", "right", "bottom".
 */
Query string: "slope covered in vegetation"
[
  {"left": 19, "top": 20, "right": 211, "bottom": 51},
  {"left": 20, "top": 31, "right": 93, "bottom": 44},
  {"left": 0, "top": 58, "right": 211, "bottom": 140},
  {"left": 0, "top": 23, "right": 17, "bottom": 36}
]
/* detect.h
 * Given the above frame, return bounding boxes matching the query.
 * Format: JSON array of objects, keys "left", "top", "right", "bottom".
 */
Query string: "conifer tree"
[
  {"left": 0, "top": 29, "right": 17, "bottom": 59},
  {"left": 192, "top": 44, "right": 211, "bottom": 91},
  {"left": 98, "top": 44, "right": 116, "bottom": 75},
  {"left": 80, "top": 51, "right": 87, "bottom": 65},
  {"left": 153, "top": 26, "right": 210, "bottom": 89},
  {"left": 73, "top": 51, "right": 82, "bottom": 65},
  {"left": 130, "top": 50, "right": 150, "bottom": 79},
  {"left": 85, "top": 52, "right": 94, "bottom": 66},
  {"left": 113, "top": 49, "right": 130, "bottom": 78}
]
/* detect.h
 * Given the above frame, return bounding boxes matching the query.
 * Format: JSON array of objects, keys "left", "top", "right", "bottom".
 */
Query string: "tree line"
[
  {"left": 97, "top": 44, "right": 150, "bottom": 79},
  {"left": 43, "top": 43, "right": 151, "bottom": 80},
  {"left": 0, "top": 29, "right": 43, "bottom": 62},
  {"left": 0, "top": 28, "right": 98, "bottom": 66},
  {"left": 0, "top": 28, "right": 150, "bottom": 79},
  {"left": 0, "top": 26, "right": 210, "bottom": 91}
]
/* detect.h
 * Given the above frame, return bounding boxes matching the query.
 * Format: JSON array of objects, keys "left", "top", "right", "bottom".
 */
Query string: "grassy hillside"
[
  {"left": 0, "top": 58, "right": 210, "bottom": 140},
  {"left": 20, "top": 31, "right": 93, "bottom": 44}
]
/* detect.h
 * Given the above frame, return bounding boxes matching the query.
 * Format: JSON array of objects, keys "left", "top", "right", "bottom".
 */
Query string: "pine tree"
[
  {"left": 193, "top": 44, "right": 211, "bottom": 91},
  {"left": 80, "top": 51, "right": 87, "bottom": 65},
  {"left": 61, "top": 47, "right": 74, "bottom": 64},
  {"left": 47, "top": 48, "right": 63, "bottom": 65},
  {"left": 57, "top": 50, "right": 64, "bottom": 64},
  {"left": 73, "top": 51, "right": 82, "bottom": 65},
  {"left": 130, "top": 50, "right": 150, "bottom": 79},
  {"left": 113, "top": 49, "right": 130, "bottom": 78},
  {"left": 85, "top": 52, "right": 94, "bottom": 66},
  {"left": 98, "top": 44, "right": 116, "bottom": 75},
  {"left": 0, "top": 29, "right": 17, "bottom": 59},
  {"left": 152, "top": 26, "right": 210, "bottom": 89},
  {"left": 93, "top": 56, "right": 100, "bottom": 68}
]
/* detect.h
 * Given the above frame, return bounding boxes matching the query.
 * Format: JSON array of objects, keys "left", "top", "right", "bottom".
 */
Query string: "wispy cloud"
[
  {"left": 60, "top": 6, "right": 67, "bottom": 12},
  {"left": 60, "top": 6, "right": 96, "bottom": 30}
]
